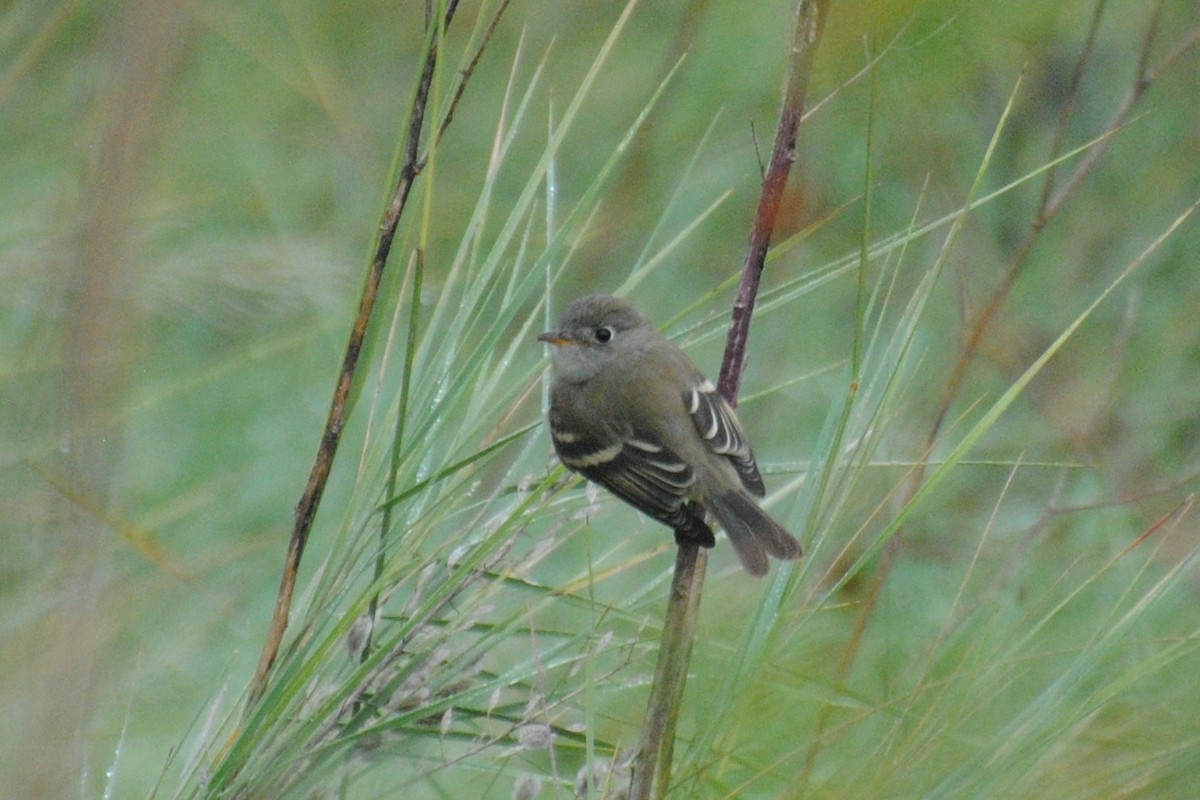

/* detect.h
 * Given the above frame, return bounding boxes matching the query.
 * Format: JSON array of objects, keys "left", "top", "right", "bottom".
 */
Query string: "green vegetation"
[{"left": 3, "top": 1, "right": 1199, "bottom": 797}]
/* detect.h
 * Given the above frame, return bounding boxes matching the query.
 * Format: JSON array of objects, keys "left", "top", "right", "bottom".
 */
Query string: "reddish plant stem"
[
  {"left": 718, "top": 0, "right": 830, "bottom": 404},
  {"left": 630, "top": 3, "right": 830, "bottom": 798}
]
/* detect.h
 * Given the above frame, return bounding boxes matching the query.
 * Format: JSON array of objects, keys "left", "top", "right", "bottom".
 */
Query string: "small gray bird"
[{"left": 538, "top": 294, "right": 802, "bottom": 576}]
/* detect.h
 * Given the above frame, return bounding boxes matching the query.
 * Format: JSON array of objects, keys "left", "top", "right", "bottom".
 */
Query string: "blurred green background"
[{"left": 3, "top": 0, "right": 1199, "bottom": 797}]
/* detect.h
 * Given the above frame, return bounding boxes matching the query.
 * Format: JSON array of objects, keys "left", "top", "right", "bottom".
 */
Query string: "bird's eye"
[{"left": 593, "top": 327, "right": 613, "bottom": 344}]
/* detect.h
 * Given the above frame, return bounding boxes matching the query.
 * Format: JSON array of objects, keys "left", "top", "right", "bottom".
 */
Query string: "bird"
[{"left": 537, "top": 293, "right": 802, "bottom": 575}]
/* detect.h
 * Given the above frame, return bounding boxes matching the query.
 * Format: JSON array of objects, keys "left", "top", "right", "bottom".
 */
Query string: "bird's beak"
[{"left": 537, "top": 331, "right": 571, "bottom": 346}]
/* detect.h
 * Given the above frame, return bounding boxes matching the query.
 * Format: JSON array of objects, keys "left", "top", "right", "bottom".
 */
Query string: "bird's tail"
[{"left": 707, "top": 490, "right": 802, "bottom": 576}]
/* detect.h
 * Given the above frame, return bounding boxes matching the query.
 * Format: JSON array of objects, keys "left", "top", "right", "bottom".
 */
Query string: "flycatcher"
[{"left": 538, "top": 294, "right": 802, "bottom": 575}]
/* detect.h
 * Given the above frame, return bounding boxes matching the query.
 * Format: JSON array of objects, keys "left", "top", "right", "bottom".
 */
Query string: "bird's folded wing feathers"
[
  {"left": 683, "top": 378, "right": 766, "bottom": 496},
  {"left": 550, "top": 421, "right": 696, "bottom": 525}
]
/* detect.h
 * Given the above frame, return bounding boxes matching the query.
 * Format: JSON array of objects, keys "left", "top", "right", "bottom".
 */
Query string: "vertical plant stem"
[
  {"left": 630, "top": 2, "right": 829, "bottom": 797},
  {"left": 719, "top": 0, "right": 831, "bottom": 401},
  {"left": 630, "top": 546, "right": 707, "bottom": 800}
]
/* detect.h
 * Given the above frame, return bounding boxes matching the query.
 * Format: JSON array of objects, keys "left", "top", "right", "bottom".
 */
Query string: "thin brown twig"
[
  {"left": 1046, "top": 463, "right": 1200, "bottom": 515},
  {"left": 629, "top": 2, "right": 830, "bottom": 798},
  {"left": 1037, "top": 0, "right": 1109, "bottom": 213},
  {"left": 718, "top": 0, "right": 830, "bottom": 403},
  {"left": 415, "top": 0, "right": 516, "bottom": 175},
  {"left": 1115, "top": 496, "right": 1194, "bottom": 560},
  {"left": 245, "top": 0, "right": 463, "bottom": 712}
]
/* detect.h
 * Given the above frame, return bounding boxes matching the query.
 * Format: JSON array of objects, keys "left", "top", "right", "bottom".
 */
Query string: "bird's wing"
[
  {"left": 683, "top": 378, "right": 765, "bottom": 496},
  {"left": 549, "top": 415, "right": 699, "bottom": 529}
]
